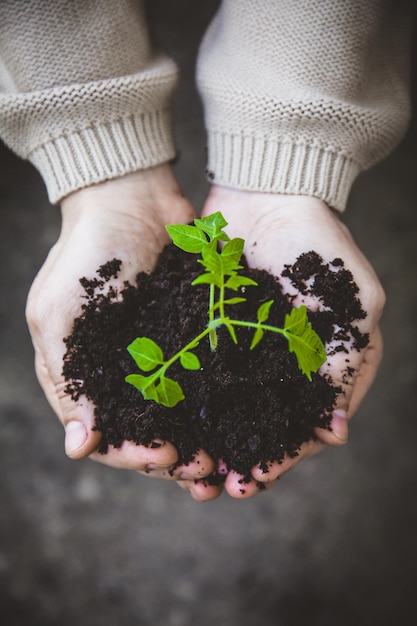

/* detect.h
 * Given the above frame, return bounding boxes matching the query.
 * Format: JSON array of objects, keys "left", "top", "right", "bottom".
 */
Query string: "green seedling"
[{"left": 125, "top": 212, "right": 327, "bottom": 407}]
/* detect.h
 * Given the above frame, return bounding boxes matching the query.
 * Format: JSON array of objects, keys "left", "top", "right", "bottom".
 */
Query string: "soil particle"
[{"left": 62, "top": 244, "right": 368, "bottom": 483}]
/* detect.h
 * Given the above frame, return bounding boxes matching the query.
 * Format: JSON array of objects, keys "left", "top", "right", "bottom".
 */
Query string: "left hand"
[{"left": 25, "top": 165, "right": 215, "bottom": 484}]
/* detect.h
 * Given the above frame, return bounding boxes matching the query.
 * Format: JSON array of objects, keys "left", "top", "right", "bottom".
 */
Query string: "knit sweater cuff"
[
  {"left": 29, "top": 108, "right": 176, "bottom": 204},
  {"left": 205, "top": 132, "right": 361, "bottom": 212}
]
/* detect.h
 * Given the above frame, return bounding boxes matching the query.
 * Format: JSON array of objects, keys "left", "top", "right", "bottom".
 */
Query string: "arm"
[
  {"left": 196, "top": 0, "right": 412, "bottom": 210},
  {"left": 0, "top": 0, "right": 216, "bottom": 485},
  {"left": 0, "top": 0, "right": 178, "bottom": 203},
  {"left": 184, "top": 0, "right": 414, "bottom": 500}
]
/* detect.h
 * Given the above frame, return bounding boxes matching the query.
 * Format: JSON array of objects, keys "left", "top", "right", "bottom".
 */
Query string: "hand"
[
  {"left": 179, "top": 185, "right": 385, "bottom": 501},
  {"left": 25, "top": 165, "right": 215, "bottom": 483}
]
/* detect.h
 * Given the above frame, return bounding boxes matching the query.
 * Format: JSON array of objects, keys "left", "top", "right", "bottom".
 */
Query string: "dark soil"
[{"left": 62, "top": 245, "right": 368, "bottom": 483}]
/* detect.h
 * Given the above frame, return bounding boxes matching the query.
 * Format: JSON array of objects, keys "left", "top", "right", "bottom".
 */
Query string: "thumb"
[
  {"left": 34, "top": 346, "right": 102, "bottom": 459},
  {"left": 343, "top": 325, "right": 384, "bottom": 419},
  {"left": 314, "top": 325, "right": 383, "bottom": 446}
]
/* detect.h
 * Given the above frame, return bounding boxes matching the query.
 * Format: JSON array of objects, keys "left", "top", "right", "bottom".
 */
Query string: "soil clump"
[{"left": 63, "top": 245, "right": 368, "bottom": 483}]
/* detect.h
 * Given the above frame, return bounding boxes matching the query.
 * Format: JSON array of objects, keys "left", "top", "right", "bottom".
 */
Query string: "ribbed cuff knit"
[
  {"left": 205, "top": 132, "right": 361, "bottom": 212},
  {"left": 29, "top": 109, "right": 176, "bottom": 204}
]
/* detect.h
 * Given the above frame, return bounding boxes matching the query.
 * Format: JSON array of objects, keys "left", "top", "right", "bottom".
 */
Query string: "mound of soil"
[{"left": 62, "top": 245, "right": 368, "bottom": 483}]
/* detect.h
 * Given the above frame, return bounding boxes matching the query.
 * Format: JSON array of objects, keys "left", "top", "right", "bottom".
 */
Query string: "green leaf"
[
  {"left": 125, "top": 373, "right": 148, "bottom": 390},
  {"left": 127, "top": 337, "right": 164, "bottom": 372},
  {"left": 250, "top": 326, "right": 264, "bottom": 350},
  {"left": 225, "top": 275, "right": 259, "bottom": 291},
  {"left": 155, "top": 377, "right": 185, "bottom": 407},
  {"left": 224, "top": 319, "right": 238, "bottom": 344},
  {"left": 194, "top": 212, "right": 230, "bottom": 242},
  {"left": 284, "top": 305, "right": 309, "bottom": 335},
  {"left": 141, "top": 383, "right": 160, "bottom": 402},
  {"left": 180, "top": 351, "right": 201, "bottom": 370},
  {"left": 210, "top": 297, "right": 247, "bottom": 313},
  {"left": 220, "top": 261, "right": 243, "bottom": 276},
  {"left": 257, "top": 300, "right": 274, "bottom": 324},
  {"left": 166, "top": 224, "right": 207, "bottom": 253},
  {"left": 125, "top": 374, "right": 159, "bottom": 402},
  {"left": 192, "top": 272, "right": 222, "bottom": 288},
  {"left": 222, "top": 297, "right": 247, "bottom": 307},
  {"left": 125, "top": 371, "right": 184, "bottom": 407},
  {"left": 221, "top": 238, "right": 244, "bottom": 266},
  {"left": 284, "top": 306, "right": 326, "bottom": 380},
  {"left": 209, "top": 327, "right": 217, "bottom": 351},
  {"left": 198, "top": 240, "right": 222, "bottom": 273}
]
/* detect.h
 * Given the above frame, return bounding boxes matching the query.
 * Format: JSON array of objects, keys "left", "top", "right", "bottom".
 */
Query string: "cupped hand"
[
  {"left": 181, "top": 184, "right": 385, "bottom": 501},
  {"left": 25, "top": 164, "right": 215, "bottom": 482}
]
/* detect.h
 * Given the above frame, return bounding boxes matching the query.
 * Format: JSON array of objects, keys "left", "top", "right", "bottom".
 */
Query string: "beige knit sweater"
[{"left": 0, "top": 0, "right": 413, "bottom": 210}]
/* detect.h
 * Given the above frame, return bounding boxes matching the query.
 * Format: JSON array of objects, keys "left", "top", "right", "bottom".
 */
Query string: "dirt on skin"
[{"left": 62, "top": 244, "right": 368, "bottom": 484}]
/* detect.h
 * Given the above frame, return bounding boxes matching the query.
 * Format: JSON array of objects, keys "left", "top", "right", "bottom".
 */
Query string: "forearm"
[
  {"left": 197, "top": 0, "right": 414, "bottom": 211},
  {"left": 0, "top": 0, "right": 178, "bottom": 203}
]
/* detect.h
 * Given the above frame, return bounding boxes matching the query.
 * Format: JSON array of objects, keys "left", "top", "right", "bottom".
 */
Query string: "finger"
[
  {"left": 224, "top": 471, "right": 274, "bottom": 498},
  {"left": 313, "top": 408, "right": 349, "bottom": 446},
  {"left": 177, "top": 478, "right": 223, "bottom": 502},
  {"left": 313, "top": 325, "right": 384, "bottom": 450},
  {"left": 320, "top": 324, "right": 383, "bottom": 418},
  {"left": 346, "top": 325, "right": 383, "bottom": 418},
  {"left": 89, "top": 439, "right": 178, "bottom": 471},
  {"left": 141, "top": 449, "right": 216, "bottom": 481},
  {"left": 252, "top": 438, "right": 326, "bottom": 483},
  {"left": 34, "top": 348, "right": 102, "bottom": 459}
]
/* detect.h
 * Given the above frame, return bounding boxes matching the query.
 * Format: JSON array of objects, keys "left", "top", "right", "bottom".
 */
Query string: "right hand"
[
  {"left": 181, "top": 184, "right": 386, "bottom": 500},
  {"left": 26, "top": 165, "right": 217, "bottom": 489}
]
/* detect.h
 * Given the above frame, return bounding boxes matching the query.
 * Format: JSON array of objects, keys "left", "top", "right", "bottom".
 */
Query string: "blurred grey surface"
[{"left": 1, "top": 2, "right": 416, "bottom": 625}]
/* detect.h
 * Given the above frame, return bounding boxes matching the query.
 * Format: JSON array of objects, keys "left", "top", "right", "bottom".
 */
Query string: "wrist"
[
  {"left": 204, "top": 184, "right": 338, "bottom": 238},
  {"left": 60, "top": 165, "right": 195, "bottom": 235}
]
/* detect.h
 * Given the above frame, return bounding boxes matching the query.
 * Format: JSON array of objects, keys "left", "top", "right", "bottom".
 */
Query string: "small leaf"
[
  {"left": 180, "top": 351, "right": 201, "bottom": 370},
  {"left": 284, "top": 306, "right": 327, "bottom": 380},
  {"left": 250, "top": 326, "right": 264, "bottom": 350},
  {"left": 257, "top": 300, "right": 274, "bottom": 324},
  {"left": 125, "top": 373, "right": 148, "bottom": 390},
  {"left": 166, "top": 224, "right": 207, "bottom": 253},
  {"left": 284, "top": 305, "right": 308, "bottom": 336},
  {"left": 198, "top": 242, "right": 222, "bottom": 274},
  {"left": 224, "top": 319, "right": 238, "bottom": 344},
  {"left": 141, "top": 383, "right": 160, "bottom": 402},
  {"left": 155, "top": 377, "right": 185, "bottom": 407},
  {"left": 225, "top": 275, "right": 258, "bottom": 291},
  {"left": 209, "top": 327, "right": 218, "bottom": 351},
  {"left": 125, "top": 374, "right": 159, "bottom": 402},
  {"left": 223, "top": 297, "right": 247, "bottom": 307},
  {"left": 127, "top": 337, "right": 164, "bottom": 372},
  {"left": 210, "top": 297, "right": 247, "bottom": 312},
  {"left": 194, "top": 212, "right": 229, "bottom": 241},
  {"left": 221, "top": 238, "right": 244, "bottom": 266},
  {"left": 192, "top": 272, "right": 222, "bottom": 288}
]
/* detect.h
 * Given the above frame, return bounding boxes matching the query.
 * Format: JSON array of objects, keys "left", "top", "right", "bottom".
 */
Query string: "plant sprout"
[{"left": 125, "top": 212, "right": 327, "bottom": 407}]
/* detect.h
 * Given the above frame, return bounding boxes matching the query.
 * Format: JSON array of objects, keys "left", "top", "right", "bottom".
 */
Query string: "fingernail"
[
  {"left": 217, "top": 459, "right": 228, "bottom": 475},
  {"left": 65, "top": 421, "right": 88, "bottom": 455},
  {"left": 179, "top": 472, "right": 195, "bottom": 481},
  {"left": 331, "top": 409, "right": 348, "bottom": 442}
]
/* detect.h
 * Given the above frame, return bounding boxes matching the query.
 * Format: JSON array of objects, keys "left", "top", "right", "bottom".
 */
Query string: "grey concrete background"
[{"left": 1, "top": 2, "right": 416, "bottom": 624}]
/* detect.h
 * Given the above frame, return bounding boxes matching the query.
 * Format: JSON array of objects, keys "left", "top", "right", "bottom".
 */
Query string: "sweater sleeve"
[
  {"left": 196, "top": 0, "right": 413, "bottom": 211},
  {"left": 0, "top": 0, "right": 178, "bottom": 204}
]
